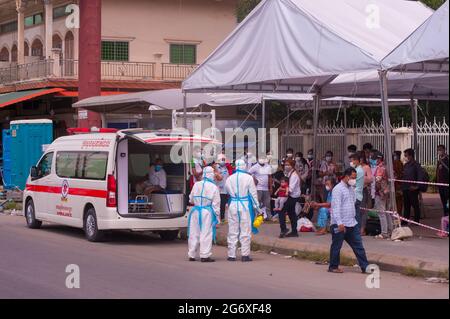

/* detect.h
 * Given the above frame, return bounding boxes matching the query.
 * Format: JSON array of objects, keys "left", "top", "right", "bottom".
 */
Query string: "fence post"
[
  {"left": 393, "top": 127, "right": 413, "bottom": 160},
  {"left": 346, "top": 127, "right": 359, "bottom": 148},
  {"left": 302, "top": 128, "right": 313, "bottom": 153}
]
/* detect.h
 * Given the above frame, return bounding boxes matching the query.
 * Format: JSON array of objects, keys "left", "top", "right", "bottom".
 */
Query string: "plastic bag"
[{"left": 297, "top": 217, "right": 316, "bottom": 232}]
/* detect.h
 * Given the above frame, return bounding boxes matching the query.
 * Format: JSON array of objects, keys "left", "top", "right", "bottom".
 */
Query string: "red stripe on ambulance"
[{"left": 26, "top": 185, "right": 107, "bottom": 198}]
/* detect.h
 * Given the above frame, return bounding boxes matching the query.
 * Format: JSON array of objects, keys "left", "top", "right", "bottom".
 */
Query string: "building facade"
[{"left": 0, "top": 0, "right": 241, "bottom": 132}]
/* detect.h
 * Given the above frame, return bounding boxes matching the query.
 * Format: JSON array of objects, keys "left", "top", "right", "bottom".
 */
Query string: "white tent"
[
  {"left": 182, "top": 0, "right": 432, "bottom": 93},
  {"left": 382, "top": 0, "right": 449, "bottom": 73},
  {"left": 181, "top": 0, "right": 448, "bottom": 211}
]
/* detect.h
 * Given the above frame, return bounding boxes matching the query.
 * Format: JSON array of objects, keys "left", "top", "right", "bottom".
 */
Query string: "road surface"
[{"left": 0, "top": 214, "right": 448, "bottom": 299}]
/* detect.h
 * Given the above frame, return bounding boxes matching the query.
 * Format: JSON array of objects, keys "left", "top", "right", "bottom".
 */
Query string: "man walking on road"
[
  {"left": 225, "top": 159, "right": 261, "bottom": 262},
  {"left": 329, "top": 168, "right": 369, "bottom": 274}
]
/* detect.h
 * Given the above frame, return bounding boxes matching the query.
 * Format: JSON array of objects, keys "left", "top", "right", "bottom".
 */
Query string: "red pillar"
[{"left": 77, "top": 0, "right": 102, "bottom": 128}]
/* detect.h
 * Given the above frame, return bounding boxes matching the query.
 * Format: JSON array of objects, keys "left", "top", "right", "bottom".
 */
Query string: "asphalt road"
[{"left": 0, "top": 214, "right": 448, "bottom": 299}]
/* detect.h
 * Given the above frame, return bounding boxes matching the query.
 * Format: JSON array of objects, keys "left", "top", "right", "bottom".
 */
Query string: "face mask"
[
  {"left": 348, "top": 152, "right": 355, "bottom": 157},
  {"left": 219, "top": 160, "right": 226, "bottom": 166},
  {"left": 266, "top": 155, "right": 272, "bottom": 161},
  {"left": 295, "top": 157, "right": 301, "bottom": 162},
  {"left": 286, "top": 153, "right": 293, "bottom": 158},
  {"left": 370, "top": 159, "right": 377, "bottom": 167},
  {"left": 325, "top": 185, "right": 332, "bottom": 191},
  {"left": 350, "top": 162, "right": 356, "bottom": 168},
  {"left": 326, "top": 156, "right": 332, "bottom": 162},
  {"left": 347, "top": 179, "right": 356, "bottom": 187},
  {"left": 284, "top": 166, "right": 292, "bottom": 173},
  {"left": 307, "top": 154, "right": 314, "bottom": 160},
  {"left": 404, "top": 158, "right": 410, "bottom": 164},
  {"left": 155, "top": 165, "right": 162, "bottom": 172}
]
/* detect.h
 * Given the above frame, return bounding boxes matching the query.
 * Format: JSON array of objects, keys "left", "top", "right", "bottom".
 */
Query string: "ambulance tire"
[
  {"left": 159, "top": 230, "right": 179, "bottom": 241},
  {"left": 84, "top": 207, "right": 105, "bottom": 242},
  {"left": 25, "top": 199, "right": 42, "bottom": 229}
]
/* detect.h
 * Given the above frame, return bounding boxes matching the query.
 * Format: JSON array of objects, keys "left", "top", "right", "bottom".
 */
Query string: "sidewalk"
[{"left": 216, "top": 193, "right": 449, "bottom": 277}]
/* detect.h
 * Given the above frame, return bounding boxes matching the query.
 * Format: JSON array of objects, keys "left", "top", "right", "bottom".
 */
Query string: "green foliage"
[
  {"left": 421, "top": 0, "right": 446, "bottom": 9},
  {"left": 236, "top": 0, "right": 262, "bottom": 23}
]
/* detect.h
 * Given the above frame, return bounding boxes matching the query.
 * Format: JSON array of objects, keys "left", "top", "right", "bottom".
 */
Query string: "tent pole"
[
  {"left": 101, "top": 113, "right": 107, "bottom": 128},
  {"left": 411, "top": 97, "right": 419, "bottom": 158},
  {"left": 344, "top": 106, "right": 348, "bottom": 164},
  {"left": 311, "top": 92, "right": 321, "bottom": 200},
  {"left": 378, "top": 70, "right": 398, "bottom": 222},
  {"left": 286, "top": 104, "right": 290, "bottom": 153},
  {"left": 262, "top": 97, "right": 266, "bottom": 129},
  {"left": 183, "top": 92, "right": 187, "bottom": 129}
]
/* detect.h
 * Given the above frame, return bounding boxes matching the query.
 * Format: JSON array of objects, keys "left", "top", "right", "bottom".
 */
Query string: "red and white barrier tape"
[
  {"left": 389, "top": 178, "right": 449, "bottom": 188},
  {"left": 361, "top": 207, "right": 449, "bottom": 235}
]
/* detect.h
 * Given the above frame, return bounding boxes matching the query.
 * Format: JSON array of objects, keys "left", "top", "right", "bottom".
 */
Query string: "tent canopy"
[
  {"left": 207, "top": 92, "right": 411, "bottom": 109},
  {"left": 73, "top": 89, "right": 212, "bottom": 113},
  {"left": 182, "top": 0, "right": 432, "bottom": 93},
  {"left": 382, "top": 0, "right": 449, "bottom": 73},
  {"left": 322, "top": 70, "right": 449, "bottom": 100},
  {"left": 72, "top": 89, "right": 413, "bottom": 113}
]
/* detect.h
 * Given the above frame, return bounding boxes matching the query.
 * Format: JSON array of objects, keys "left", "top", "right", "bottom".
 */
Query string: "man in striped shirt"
[{"left": 329, "top": 168, "right": 369, "bottom": 274}]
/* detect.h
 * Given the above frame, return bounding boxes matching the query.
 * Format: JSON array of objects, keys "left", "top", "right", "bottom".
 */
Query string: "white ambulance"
[{"left": 23, "top": 128, "right": 218, "bottom": 242}]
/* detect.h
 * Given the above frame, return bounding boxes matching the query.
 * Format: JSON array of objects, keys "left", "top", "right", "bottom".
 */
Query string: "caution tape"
[
  {"left": 361, "top": 207, "right": 449, "bottom": 235},
  {"left": 389, "top": 178, "right": 449, "bottom": 188}
]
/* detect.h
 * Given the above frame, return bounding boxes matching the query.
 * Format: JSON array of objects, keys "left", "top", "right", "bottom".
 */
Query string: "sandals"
[
  {"left": 328, "top": 268, "right": 344, "bottom": 273},
  {"left": 375, "top": 234, "right": 389, "bottom": 239}
]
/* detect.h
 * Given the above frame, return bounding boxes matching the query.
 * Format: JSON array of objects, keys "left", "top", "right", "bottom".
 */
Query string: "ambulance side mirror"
[{"left": 30, "top": 166, "right": 39, "bottom": 179}]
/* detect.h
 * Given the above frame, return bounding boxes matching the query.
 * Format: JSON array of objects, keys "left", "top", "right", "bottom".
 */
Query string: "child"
[
  {"left": 311, "top": 178, "right": 335, "bottom": 235},
  {"left": 273, "top": 177, "right": 289, "bottom": 215}
]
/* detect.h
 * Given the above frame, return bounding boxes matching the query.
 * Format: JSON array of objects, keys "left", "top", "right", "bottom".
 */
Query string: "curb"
[{"left": 215, "top": 228, "right": 449, "bottom": 279}]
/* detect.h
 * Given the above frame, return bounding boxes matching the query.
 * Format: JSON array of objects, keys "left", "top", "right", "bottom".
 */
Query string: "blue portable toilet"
[{"left": 2, "top": 119, "right": 53, "bottom": 190}]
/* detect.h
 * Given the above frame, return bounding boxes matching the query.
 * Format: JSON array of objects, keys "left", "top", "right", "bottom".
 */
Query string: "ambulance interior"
[{"left": 117, "top": 138, "right": 188, "bottom": 217}]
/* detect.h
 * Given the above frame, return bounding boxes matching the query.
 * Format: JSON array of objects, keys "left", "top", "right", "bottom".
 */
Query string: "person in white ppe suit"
[
  {"left": 225, "top": 159, "right": 261, "bottom": 262},
  {"left": 188, "top": 166, "right": 221, "bottom": 262}
]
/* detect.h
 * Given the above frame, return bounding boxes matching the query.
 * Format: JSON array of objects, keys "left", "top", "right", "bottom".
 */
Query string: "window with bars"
[
  {"left": 25, "top": 13, "right": 43, "bottom": 27},
  {"left": 53, "top": 5, "right": 71, "bottom": 19},
  {"left": 0, "top": 21, "right": 18, "bottom": 34},
  {"left": 101, "top": 41, "right": 129, "bottom": 61},
  {"left": 170, "top": 44, "right": 197, "bottom": 64}
]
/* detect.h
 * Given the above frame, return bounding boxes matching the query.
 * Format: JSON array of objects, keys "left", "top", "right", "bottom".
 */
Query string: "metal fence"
[
  {"left": 358, "top": 122, "right": 396, "bottom": 156},
  {"left": 317, "top": 123, "right": 346, "bottom": 165},
  {"left": 0, "top": 60, "right": 53, "bottom": 83},
  {"left": 417, "top": 119, "right": 449, "bottom": 166},
  {"left": 162, "top": 63, "right": 198, "bottom": 80},
  {"left": 61, "top": 60, "right": 156, "bottom": 80},
  {"left": 281, "top": 120, "right": 449, "bottom": 166}
]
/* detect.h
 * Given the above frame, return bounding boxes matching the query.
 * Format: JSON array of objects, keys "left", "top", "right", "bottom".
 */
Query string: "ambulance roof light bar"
[{"left": 67, "top": 127, "right": 118, "bottom": 135}]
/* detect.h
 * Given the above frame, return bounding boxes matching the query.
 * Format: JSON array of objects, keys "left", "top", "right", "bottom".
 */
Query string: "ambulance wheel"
[
  {"left": 159, "top": 230, "right": 179, "bottom": 241},
  {"left": 84, "top": 207, "right": 104, "bottom": 242},
  {"left": 25, "top": 199, "right": 42, "bottom": 229}
]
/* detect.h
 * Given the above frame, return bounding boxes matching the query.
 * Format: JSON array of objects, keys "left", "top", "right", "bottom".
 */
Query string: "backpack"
[{"left": 417, "top": 163, "right": 430, "bottom": 193}]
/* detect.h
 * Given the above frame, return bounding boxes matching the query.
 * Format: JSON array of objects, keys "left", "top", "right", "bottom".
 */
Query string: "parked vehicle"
[{"left": 23, "top": 128, "right": 218, "bottom": 242}]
